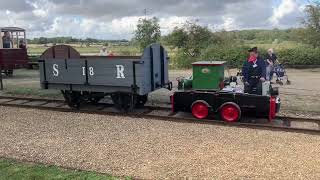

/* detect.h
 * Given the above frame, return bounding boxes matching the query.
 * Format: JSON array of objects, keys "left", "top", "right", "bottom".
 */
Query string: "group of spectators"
[
  {"left": 242, "top": 47, "right": 280, "bottom": 94},
  {"left": 1, "top": 31, "right": 26, "bottom": 49}
]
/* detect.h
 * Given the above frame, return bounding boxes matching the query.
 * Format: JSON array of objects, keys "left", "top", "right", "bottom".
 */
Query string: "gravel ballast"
[{"left": 1, "top": 106, "right": 320, "bottom": 179}]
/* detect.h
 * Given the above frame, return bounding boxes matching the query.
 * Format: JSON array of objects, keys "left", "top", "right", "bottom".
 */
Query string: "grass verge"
[
  {"left": 0, "top": 158, "right": 130, "bottom": 180},
  {"left": 4, "top": 87, "right": 62, "bottom": 99}
]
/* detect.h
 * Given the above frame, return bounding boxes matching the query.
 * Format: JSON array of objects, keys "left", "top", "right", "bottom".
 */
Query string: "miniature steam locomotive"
[{"left": 173, "top": 61, "right": 280, "bottom": 122}]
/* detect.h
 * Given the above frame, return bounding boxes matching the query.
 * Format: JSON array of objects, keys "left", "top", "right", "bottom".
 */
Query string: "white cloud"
[
  {"left": 26, "top": 0, "right": 55, "bottom": 18},
  {"left": 269, "top": 0, "right": 300, "bottom": 26},
  {"left": 110, "top": 16, "right": 141, "bottom": 36},
  {"left": 42, "top": 16, "right": 139, "bottom": 39},
  {"left": 159, "top": 16, "right": 191, "bottom": 34},
  {"left": 0, "top": 10, "right": 31, "bottom": 28},
  {"left": 222, "top": 16, "right": 237, "bottom": 31},
  {"left": 37, "top": 15, "right": 194, "bottom": 39},
  {"left": 0, "top": 0, "right": 308, "bottom": 39}
]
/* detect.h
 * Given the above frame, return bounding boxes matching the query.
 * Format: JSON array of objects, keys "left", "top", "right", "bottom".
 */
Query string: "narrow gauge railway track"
[{"left": 0, "top": 96, "right": 320, "bottom": 135}]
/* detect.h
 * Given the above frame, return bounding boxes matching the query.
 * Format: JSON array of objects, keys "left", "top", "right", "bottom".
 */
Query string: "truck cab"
[{"left": 0, "top": 27, "right": 28, "bottom": 76}]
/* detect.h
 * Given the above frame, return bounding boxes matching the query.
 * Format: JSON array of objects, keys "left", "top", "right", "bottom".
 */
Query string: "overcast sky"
[{"left": 0, "top": 0, "right": 309, "bottom": 39}]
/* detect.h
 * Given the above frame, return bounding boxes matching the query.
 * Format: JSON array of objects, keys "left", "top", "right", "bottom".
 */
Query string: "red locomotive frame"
[{"left": 172, "top": 89, "right": 280, "bottom": 122}]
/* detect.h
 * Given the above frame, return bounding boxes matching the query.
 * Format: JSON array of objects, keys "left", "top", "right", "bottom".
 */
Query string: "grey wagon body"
[{"left": 39, "top": 44, "right": 170, "bottom": 96}]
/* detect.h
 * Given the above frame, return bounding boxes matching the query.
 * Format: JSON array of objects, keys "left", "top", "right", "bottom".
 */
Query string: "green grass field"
[
  {"left": 27, "top": 41, "right": 303, "bottom": 56},
  {"left": 0, "top": 158, "right": 130, "bottom": 180},
  {"left": 27, "top": 44, "right": 140, "bottom": 56}
]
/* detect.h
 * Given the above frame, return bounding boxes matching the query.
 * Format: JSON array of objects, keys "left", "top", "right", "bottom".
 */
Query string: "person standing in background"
[
  {"left": 99, "top": 46, "right": 108, "bottom": 56},
  {"left": 19, "top": 39, "right": 26, "bottom": 49},
  {"left": 266, "top": 48, "right": 279, "bottom": 81},
  {"left": 2, "top": 31, "right": 12, "bottom": 48}
]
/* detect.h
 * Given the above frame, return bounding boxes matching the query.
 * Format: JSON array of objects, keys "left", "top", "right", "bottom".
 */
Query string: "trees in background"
[
  {"left": 163, "top": 22, "right": 220, "bottom": 68},
  {"left": 161, "top": 18, "right": 320, "bottom": 68},
  {"left": 165, "top": 22, "right": 217, "bottom": 57},
  {"left": 134, "top": 17, "right": 161, "bottom": 50},
  {"left": 300, "top": 2, "right": 320, "bottom": 48},
  {"left": 165, "top": 28, "right": 188, "bottom": 49}
]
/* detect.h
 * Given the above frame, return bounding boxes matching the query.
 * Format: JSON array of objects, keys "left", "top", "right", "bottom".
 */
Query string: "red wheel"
[
  {"left": 191, "top": 102, "right": 209, "bottom": 119},
  {"left": 220, "top": 103, "right": 241, "bottom": 122}
]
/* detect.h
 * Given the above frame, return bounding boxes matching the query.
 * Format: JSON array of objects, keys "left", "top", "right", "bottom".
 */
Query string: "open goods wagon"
[{"left": 39, "top": 44, "right": 172, "bottom": 109}]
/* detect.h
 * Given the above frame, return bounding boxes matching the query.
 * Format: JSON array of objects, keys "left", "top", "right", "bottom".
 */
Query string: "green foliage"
[
  {"left": 28, "top": 37, "right": 129, "bottom": 45},
  {"left": 300, "top": 2, "right": 320, "bottom": 47},
  {"left": 237, "top": 30, "right": 257, "bottom": 40},
  {"left": 213, "top": 29, "right": 299, "bottom": 44},
  {"left": 199, "top": 45, "right": 320, "bottom": 67},
  {"left": 165, "top": 22, "right": 221, "bottom": 69},
  {"left": 164, "top": 20, "right": 320, "bottom": 69},
  {"left": 171, "top": 49, "right": 198, "bottom": 69},
  {"left": 0, "top": 158, "right": 129, "bottom": 180},
  {"left": 213, "top": 30, "right": 240, "bottom": 45},
  {"left": 164, "top": 27, "right": 188, "bottom": 48},
  {"left": 277, "top": 47, "right": 320, "bottom": 65},
  {"left": 134, "top": 17, "right": 161, "bottom": 50},
  {"left": 5, "top": 87, "right": 61, "bottom": 98},
  {"left": 165, "top": 21, "right": 217, "bottom": 57},
  {"left": 103, "top": 42, "right": 109, "bottom": 47},
  {"left": 201, "top": 45, "right": 251, "bottom": 68},
  {"left": 38, "top": 37, "right": 48, "bottom": 44}
]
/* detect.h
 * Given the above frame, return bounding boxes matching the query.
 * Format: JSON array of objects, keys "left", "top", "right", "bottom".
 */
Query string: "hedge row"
[
  {"left": 171, "top": 46, "right": 320, "bottom": 69},
  {"left": 277, "top": 48, "right": 320, "bottom": 65},
  {"left": 201, "top": 45, "right": 251, "bottom": 68}
]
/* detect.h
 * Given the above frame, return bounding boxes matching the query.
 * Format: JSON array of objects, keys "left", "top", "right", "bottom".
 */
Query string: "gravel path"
[{"left": 1, "top": 106, "right": 320, "bottom": 179}]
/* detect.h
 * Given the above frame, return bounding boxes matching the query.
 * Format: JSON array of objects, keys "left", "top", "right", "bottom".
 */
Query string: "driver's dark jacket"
[{"left": 242, "top": 57, "right": 266, "bottom": 83}]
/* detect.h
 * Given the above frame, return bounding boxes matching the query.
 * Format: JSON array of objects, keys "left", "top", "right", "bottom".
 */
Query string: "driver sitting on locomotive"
[{"left": 242, "top": 47, "right": 266, "bottom": 95}]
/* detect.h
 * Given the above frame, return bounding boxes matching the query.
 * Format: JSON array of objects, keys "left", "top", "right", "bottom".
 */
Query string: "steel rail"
[{"left": 0, "top": 96, "right": 319, "bottom": 135}]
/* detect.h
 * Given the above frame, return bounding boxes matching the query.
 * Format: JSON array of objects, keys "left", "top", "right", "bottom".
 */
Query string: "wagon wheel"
[
  {"left": 123, "top": 94, "right": 136, "bottom": 110},
  {"left": 111, "top": 93, "right": 136, "bottom": 110},
  {"left": 88, "top": 92, "right": 104, "bottom": 104},
  {"left": 111, "top": 93, "right": 122, "bottom": 109},
  {"left": 62, "top": 90, "right": 81, "bottom": 109},
  {"left": 136, "top": 95, "right": 148, "bottom": 107},
  {"left": 90, "top": 97, "right": 103, "bottom": 104}
]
